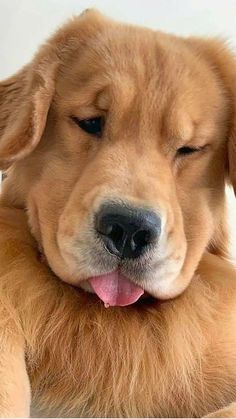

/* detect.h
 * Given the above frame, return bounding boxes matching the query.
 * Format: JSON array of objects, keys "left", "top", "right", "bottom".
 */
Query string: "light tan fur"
[{"left": 0, "top": 9, "right": 236, "bottom": 417}]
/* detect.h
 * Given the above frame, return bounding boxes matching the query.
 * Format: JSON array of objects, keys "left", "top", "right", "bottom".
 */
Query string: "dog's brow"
[
  {"left": 95, "top": 89, "right": 111, "bottom": 110},
  {"left": 176, "top": 114, "right": 194, "bottom": 143},
  {"left": 164, "top": 111, "right": 194, "bottom": 145}
]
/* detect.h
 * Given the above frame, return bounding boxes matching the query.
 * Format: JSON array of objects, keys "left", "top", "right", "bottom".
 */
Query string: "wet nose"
[{"left": 95, "top": 203, "right": 161, "bottom": 259}]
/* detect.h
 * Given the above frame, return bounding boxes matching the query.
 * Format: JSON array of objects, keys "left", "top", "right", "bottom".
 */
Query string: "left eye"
[
  {"left": 72, "top": 116, "right": 104, "bottom": 137},
  {"left": 176, "top": 146, "right": 201, "bottom": 156}
]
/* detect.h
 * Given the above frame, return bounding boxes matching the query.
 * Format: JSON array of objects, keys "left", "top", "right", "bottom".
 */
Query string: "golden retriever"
[{"left": 0, "top": 9, "right": 236, "bottom": 417}]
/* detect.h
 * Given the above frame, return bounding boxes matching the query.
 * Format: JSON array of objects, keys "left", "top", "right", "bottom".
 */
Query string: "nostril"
[
  {"left": 132, "top": 229, "right": 152, "bottom": 250},
  {"left": 96, "top": 219, "right": 125, "bottom": 256},
  {"left": 107, "top": 224, "right": 124, "bottom": 244},
  {"left": 97, "top": 219, "right": 124, "bottom": 244}
]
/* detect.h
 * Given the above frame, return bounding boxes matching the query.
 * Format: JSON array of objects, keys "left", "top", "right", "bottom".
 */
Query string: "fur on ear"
[
  {"left": 186, "top": 37, "right": 236, "bottom": 195},
  {"left": 0, "top": 8, "right": 107, "bottom": 170},
  {"left": 0, "top": 62, "right": 57, "bottom": 170}
]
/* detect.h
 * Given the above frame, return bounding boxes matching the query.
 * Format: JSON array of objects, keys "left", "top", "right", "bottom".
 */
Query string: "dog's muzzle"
[{"left": 87, "top": 202, "right": 162, "bottom": 307}]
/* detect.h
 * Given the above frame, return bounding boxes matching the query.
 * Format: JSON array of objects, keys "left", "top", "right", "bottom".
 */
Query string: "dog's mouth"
[
  {"left": 89, "top": 270, "right": 144, "bottom": 307},
  {"left": 39, "top": 246, "right": 147, "bottom": 307}
]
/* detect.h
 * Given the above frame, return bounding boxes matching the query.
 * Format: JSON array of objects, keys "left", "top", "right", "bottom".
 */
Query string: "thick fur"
[
  {"left": 1, "top": 9, "right": 236, "bottom": 417},
  {"left": 1, "top": 208, "right": 236, "bottom": 417}
]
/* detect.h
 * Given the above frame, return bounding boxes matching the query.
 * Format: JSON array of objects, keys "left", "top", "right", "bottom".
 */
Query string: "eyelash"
[
  {"left": 71, "top": 116, "right": 104, "bottom": 137},
  {"left": 176, "top": 146, "right": 202, "bottom": 157}
]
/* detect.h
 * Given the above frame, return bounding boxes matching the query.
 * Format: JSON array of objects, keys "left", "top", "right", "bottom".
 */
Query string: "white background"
[{"left": 0, "top": 0, "right": 236, "bottom": 258}]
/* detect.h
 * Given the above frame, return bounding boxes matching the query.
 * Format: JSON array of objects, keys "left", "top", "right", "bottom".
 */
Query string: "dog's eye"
[
  {"left": 72, "top": 116, "right": 104, "bottom": 137},
  {"left": 176, "top": 146, "right": 201, "bottom": 156}
]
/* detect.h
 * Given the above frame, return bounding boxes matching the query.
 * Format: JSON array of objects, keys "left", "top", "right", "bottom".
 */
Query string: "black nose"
[{"left": 95, "top": 203, "right": 161, "bottom": 259}]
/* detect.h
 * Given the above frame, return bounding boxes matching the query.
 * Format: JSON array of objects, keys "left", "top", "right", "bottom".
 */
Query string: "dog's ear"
[
  {"left": 0, "top": 9, "right": 107, "bottom": 170},
  {"left": 0, "top": 61, "right": 57, "bottom": 170},
  {"left": 186, "top": 37, "right": 236, "bottom": 195}
]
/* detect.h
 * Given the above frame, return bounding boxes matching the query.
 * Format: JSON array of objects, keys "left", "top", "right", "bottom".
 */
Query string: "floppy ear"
[
  {"left": 0, "top": 8, "right": 107, "bottom": 170},
  {"left": 186, "top": 37, "right": 236, "bottom": 195},
  {"left": 0, "top": 61, "right": 57, "bottom": 170}
]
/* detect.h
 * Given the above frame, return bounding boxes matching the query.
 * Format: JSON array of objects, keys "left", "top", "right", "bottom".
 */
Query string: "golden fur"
[
  {"left": 1, "top": 209, "right": 236, "bottom": 417},
  {"left": 0, "top": 9, "right": 236, "bottom": 417}
]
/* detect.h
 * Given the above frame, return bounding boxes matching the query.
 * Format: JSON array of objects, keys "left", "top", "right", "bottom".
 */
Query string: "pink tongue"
[{"left": 89, "top": 271, "right": 144, "bottom": 307}]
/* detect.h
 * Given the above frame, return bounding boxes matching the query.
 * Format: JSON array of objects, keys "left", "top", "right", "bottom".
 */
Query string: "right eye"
[{"left": 71, "top": 116, "right": 104, "bottom": 138}]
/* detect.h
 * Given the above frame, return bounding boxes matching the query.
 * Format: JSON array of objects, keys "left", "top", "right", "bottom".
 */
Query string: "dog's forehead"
[
  {"left": 59, "top": 25, "right": 192, "bottom": 94},
  {"left": 55, "top": 22, "right": 224, "bottom": 137}
]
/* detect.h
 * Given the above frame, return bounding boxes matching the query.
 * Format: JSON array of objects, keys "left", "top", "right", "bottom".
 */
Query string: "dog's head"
[{"left": 1, "top": 10, "right": 236, "bottom": 306}]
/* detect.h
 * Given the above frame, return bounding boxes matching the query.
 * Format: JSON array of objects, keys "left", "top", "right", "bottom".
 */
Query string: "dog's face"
[{"left": 0, "top": 10, "right": 235, "bottom": 305}]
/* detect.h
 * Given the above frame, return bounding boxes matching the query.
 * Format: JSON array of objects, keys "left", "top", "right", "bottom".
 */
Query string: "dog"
[{"left": 0, "top": 8, "right": 236, "bottom": 417}]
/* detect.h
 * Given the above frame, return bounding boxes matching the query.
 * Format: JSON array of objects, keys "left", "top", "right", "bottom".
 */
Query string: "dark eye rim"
[
  {"left": 176, "top": 145, "right": 208, "bottom": 157},
  {"left": 71, "top": 116, "right": 104, "bottom": 137}
]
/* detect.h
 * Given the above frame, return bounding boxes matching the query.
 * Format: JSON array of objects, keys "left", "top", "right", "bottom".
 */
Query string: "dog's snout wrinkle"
[{"left": 95, "top": 203, "right": 161, "bottom": 259}]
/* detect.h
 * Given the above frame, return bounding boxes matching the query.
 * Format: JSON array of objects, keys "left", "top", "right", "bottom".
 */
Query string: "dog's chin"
[
  {"left": 39, "top": 233, "right": 186, "bottom": 306},
  {"left": 40, "top": 241, "right": 188, "bottom": 305},
  {"left": 77, "top": 268, "right": 184, "bottom": 307},
  {"left": 76, "top": 254, "right": 192, "bottom": 306},
  {"left": 42, "top": 246, "right": 187, "bottom": 305}
]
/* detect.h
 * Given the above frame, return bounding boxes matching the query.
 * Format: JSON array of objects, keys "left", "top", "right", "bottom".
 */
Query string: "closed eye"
[
  {"left": 176, "top": 146, "right": 203, "bottom": 157},
  {"left": 71, "top": 116, "right": 104, "bottom": 137}
]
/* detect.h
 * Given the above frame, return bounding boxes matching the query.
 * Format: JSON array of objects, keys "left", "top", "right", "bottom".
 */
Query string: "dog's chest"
[
  {"left": 25, "top": 302, "right": 236, "bottom": 418},
  {"left": 23, "top": 284, "right": 236, "bottom": 418}
]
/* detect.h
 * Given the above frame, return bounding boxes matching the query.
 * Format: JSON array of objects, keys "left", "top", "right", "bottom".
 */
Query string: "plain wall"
[{"left": 0, "top": 0, "right": 236, "bottom": 257}]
